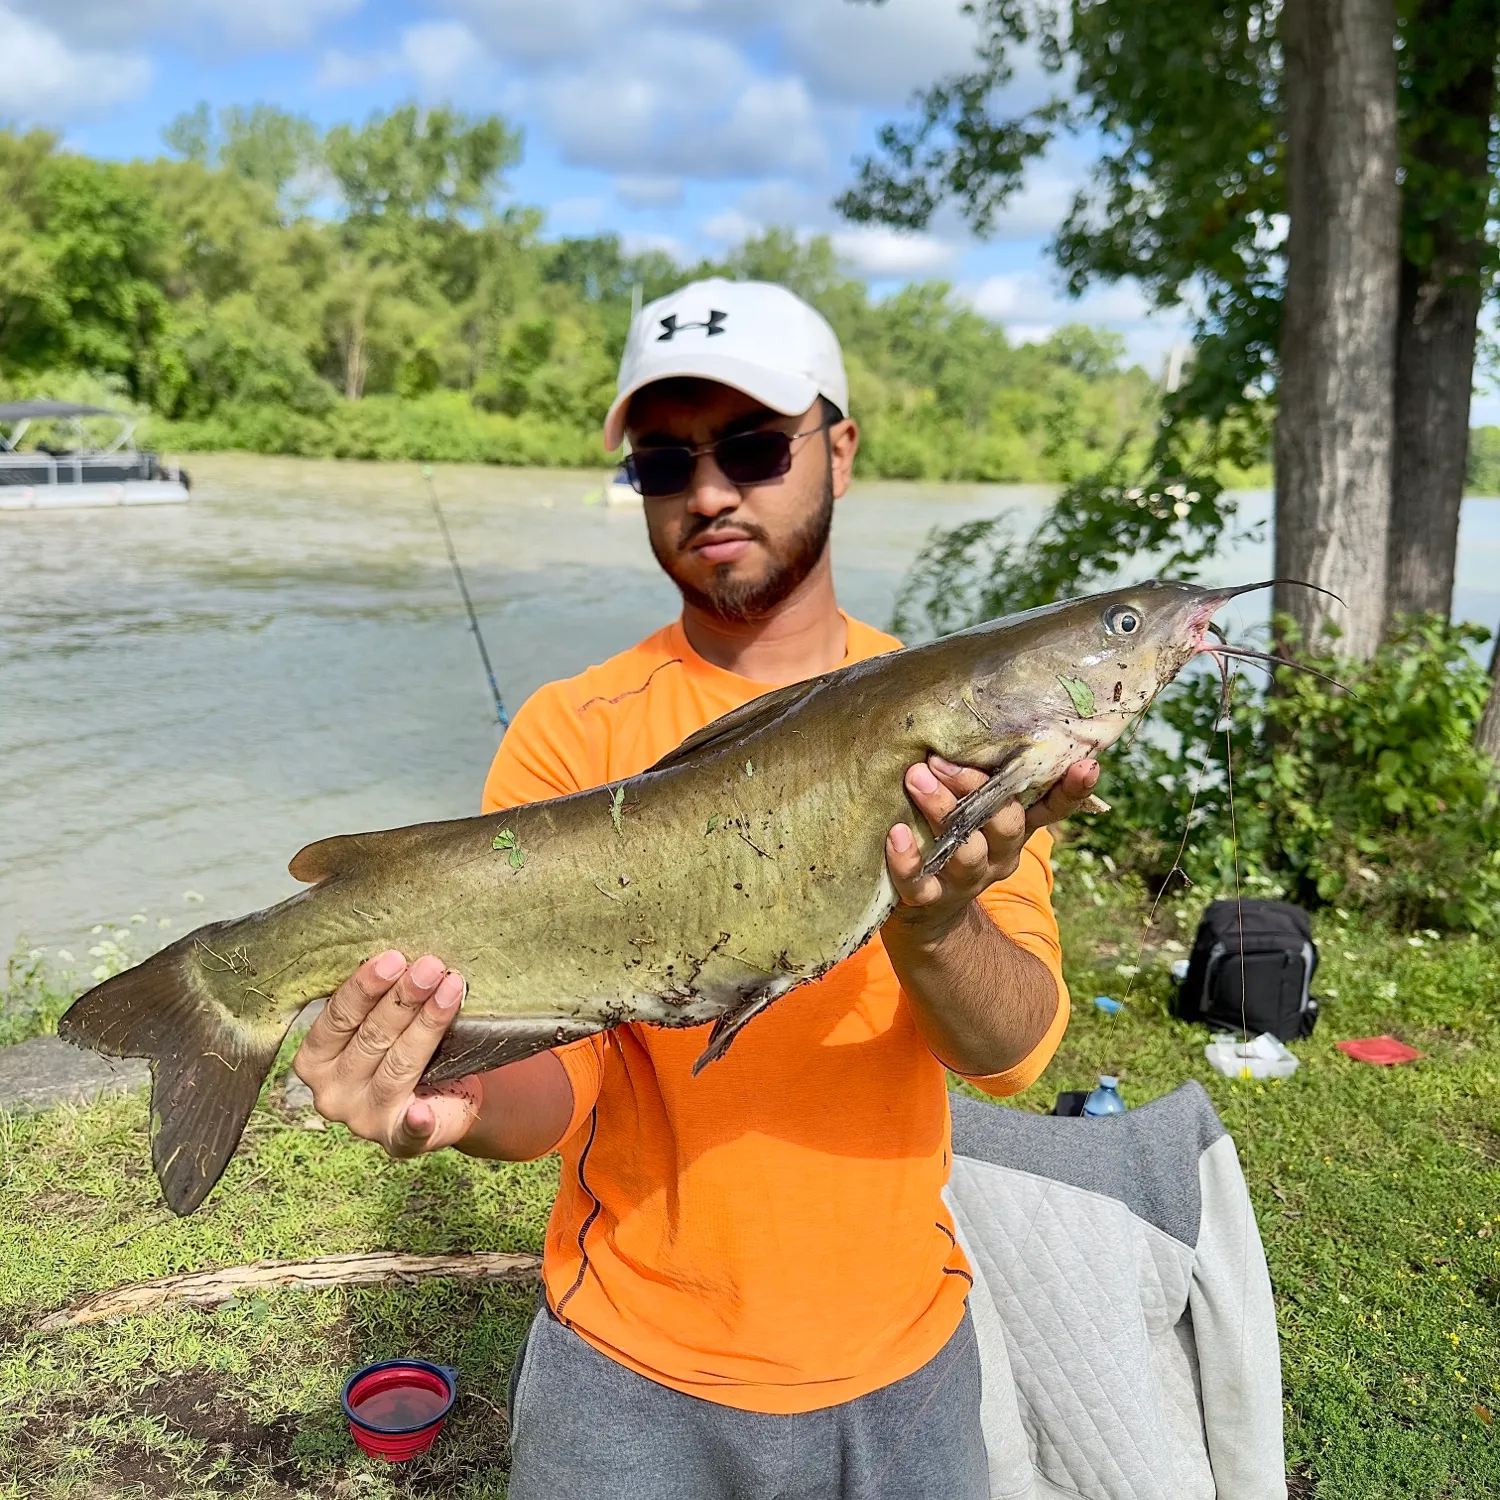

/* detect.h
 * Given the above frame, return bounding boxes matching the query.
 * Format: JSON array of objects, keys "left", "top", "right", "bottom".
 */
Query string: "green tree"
[
  {"left": 0, "top": 136, "right": 167, "bottom": 390},
  {"left": 843, "top": 0, "right": 1500, "bottom": 661},
  {"left": 323, "top": 105, "right": 520, "bottom": 224}
]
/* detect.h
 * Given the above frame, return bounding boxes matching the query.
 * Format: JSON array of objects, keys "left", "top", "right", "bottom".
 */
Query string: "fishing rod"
[{"left": 421, "top": 464, "right": 509, "bottom": 730}]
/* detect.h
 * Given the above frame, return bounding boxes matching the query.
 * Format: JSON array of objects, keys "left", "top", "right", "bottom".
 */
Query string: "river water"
[{"left": 4, "top": 457, "right": 1499, "bottom": 956}]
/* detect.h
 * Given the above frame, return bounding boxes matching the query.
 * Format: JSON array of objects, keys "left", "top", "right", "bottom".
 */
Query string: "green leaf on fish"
[
  {"left": 492, "top": 830, "right": 517, "bottom": 851},
  {"left": 609, "top": 785, "right": 626, "bottom": 835},
  {"left": 744, "top": 759, "right": 754, "bottom": 777},
  {"left": 707, "top": 814, "right": 720, "bottom": 833},
  {"left": 509, "top": 847, "right": 525, "bottom": 869},
  {"left": 1058, "top": 675, "right": 1096, "bottom": 718}
]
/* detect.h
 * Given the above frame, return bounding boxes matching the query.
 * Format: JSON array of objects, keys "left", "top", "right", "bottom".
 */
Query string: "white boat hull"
[{"left": 0, "top": 481, "right": 190, "bottom": 512}]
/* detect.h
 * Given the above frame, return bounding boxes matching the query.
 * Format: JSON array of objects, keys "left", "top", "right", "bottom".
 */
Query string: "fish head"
[{"left": 954, "top": 579, "right": 1268, "bottom": 768}]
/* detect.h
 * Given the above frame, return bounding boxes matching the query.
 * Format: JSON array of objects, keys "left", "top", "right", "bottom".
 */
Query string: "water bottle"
[{"left": 1082, "top": 1075, "right": 1126, "bottom": 1117}]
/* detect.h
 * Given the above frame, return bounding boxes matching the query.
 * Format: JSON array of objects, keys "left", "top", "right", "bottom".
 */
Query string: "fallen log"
[{"left": 35, "top": 1250, "right": 542, "bottom": 1332}]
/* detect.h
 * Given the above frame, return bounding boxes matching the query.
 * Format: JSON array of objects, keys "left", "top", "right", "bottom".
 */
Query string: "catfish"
[{"left": 59, "top": 580, "right": 1263, "bottom": 1213}]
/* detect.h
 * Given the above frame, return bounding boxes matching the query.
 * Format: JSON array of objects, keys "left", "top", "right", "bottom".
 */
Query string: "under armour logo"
[{"left": 658, "top": 310, "right": 727, "bottom": 341}]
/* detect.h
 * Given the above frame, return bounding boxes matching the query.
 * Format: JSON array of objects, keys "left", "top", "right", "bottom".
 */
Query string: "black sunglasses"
[{"left": 624, "top": 419, "right": 832, "bottom": 499}]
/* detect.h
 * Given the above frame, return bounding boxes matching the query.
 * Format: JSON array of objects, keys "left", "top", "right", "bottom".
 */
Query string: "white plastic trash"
[{"left": 1204, "top": 1032, "right": 1300, "bottom": 1081}]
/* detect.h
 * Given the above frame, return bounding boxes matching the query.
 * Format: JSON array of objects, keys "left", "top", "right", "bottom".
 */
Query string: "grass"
[{"left": 2, "top": 869, "right": 1498, "bottom": 1497}]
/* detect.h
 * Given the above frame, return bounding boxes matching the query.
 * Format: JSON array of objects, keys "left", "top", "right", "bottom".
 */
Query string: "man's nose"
[{"left": 684, "top": 452, "right": 742, "bottom": 516}]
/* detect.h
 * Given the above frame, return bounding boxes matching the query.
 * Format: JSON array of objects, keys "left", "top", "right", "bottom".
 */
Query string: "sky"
[
  {"left": 7, "top": 0, "right": 1498, "bottom": 422},
  {"left": 0, "top": 0, "right": 1197, "bottom": 377}
]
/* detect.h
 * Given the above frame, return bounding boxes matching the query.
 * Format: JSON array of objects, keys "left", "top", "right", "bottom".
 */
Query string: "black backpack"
[{"left": 1174, "top": 899, "right": 1319, "bottom": 1041}]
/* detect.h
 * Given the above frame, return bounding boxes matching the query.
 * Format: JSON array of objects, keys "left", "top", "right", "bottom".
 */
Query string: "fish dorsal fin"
[
  {"left": 288, "top": 822, "right": 437, "bottom": 884},
  {"left": 288, "top": 832, "right": 375, "bottom": 884},
  {"left": 647, "top": 676, "right": 827, "bottom": 773}
]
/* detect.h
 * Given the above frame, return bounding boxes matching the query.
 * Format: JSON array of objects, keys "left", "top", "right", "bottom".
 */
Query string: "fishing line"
[
  {"left": 421, "top": 465, "right": 509, "bottom": 730},
  {"left": 1218, "top": 653, "right": 1260, "bottom": 1430},
  {"left": 1096, "top": 670, "right": 1212, "bottom": 1080}
]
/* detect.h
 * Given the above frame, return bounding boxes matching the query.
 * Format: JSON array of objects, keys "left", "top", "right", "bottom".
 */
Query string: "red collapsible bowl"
[{"left": 342, "top": 1359, "right": 457, "bottom": 1462}]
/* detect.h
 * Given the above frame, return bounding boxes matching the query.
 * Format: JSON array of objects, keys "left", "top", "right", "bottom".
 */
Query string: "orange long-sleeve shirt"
[{"left": 482, "top": 613, "right": 1069, "bottom": 1413}]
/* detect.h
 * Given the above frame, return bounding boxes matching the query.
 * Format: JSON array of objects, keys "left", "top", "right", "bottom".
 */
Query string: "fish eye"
[{"left": 1104, "top": 605, "right": 1142, "bottom": 636}]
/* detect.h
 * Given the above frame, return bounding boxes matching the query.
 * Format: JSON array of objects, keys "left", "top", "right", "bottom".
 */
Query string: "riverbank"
[{"left": 2, "top": 872, "right": 1495, "bottom": 1497}]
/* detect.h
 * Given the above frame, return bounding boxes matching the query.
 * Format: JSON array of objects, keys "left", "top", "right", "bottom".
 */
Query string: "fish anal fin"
[
  {"left": 648, "top": 676, "right": 826, "bottom": 773},
  {"left": 420, "top": 1017, "right": 606, "bottom": 1085}
]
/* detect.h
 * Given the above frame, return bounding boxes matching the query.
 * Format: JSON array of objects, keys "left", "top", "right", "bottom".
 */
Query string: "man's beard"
[{"left": 653, "top": 473, "right": 835, "bottom": 624}]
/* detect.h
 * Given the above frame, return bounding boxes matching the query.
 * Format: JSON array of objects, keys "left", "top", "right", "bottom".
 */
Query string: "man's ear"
[{"left": 829, "top": 419, "right": 859, "bottom": 498}]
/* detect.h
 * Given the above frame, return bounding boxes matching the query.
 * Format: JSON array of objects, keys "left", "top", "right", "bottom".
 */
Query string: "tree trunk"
[
  {"left": 344, "top": 300, "right": 367, "bottom": 401},
  {"left": 1477, "top": 631, "right": 1500, "bottom": 761},
  {"left": 1385, "top": 0, "right": 1499, "bottom": 627},
  {"left": 1273, "top": 0, "right": 1401, "bottom": 660}
]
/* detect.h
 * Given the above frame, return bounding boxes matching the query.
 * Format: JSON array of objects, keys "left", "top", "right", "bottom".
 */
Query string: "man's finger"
[
  {"left": 296, "top": 950, "right": 407, "bottom": 1070},
  {"left": 335, "top": 953, "right": 448, "bottom": 1083},
  {"left": 886, "top": 822, "right": 944, "bottom": 907},
  {"left": 1025, "top": 759, "right": 1101, "bottom": 833},
  {"left": 369, "top": 971, "right": 465, "bottom": 1107},
  {"left": 904, "top": 761, "right": 959, "bottom": 833},
  {"left": 926, "top": 755, "right": 988, "bottom": 799}
]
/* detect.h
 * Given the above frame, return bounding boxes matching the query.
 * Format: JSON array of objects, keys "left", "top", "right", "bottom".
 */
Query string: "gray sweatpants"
[{"left": 506, "top": 1304, "right": 987, "bottom": 1500}]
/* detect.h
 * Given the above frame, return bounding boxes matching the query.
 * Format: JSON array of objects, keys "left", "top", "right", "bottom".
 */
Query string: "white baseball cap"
[{"left": 603, "top": 277, "right": 849, "bottom": 451}]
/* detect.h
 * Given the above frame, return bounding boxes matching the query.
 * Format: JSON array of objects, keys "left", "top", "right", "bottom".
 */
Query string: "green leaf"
[
  {"left": 1057, "top": 675, "right": 1096, "bottom": 718},
  {"left": 707, "top": 814, "right": 719, "bottom": 833},
  {"left": 491, "top": 830, "right": 517, "bottom": 850},
  {"left": 509, "top": 847, "right": 525, "bottom": 869}
]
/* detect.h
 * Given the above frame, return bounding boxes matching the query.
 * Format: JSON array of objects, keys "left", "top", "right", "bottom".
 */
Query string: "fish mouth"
[
  {"left": 1182, "top": 580, "right": 1354, "bottom": 695},
  {"left": 1182, "top": 578, "right": 1276, "bottom": 642}
]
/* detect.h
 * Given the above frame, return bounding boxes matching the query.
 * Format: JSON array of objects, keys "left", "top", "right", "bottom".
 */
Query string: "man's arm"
[{"left": 880, "top": 755, "right": 1096, "bottom": 1079}]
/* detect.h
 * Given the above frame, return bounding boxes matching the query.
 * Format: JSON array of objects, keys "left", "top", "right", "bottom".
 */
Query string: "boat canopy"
[
  {"left": 0, "top": 401, "right": 119, "bottom": 421},
  {"left": 0, "top": 401, "right": 135, "bottom": 455}
]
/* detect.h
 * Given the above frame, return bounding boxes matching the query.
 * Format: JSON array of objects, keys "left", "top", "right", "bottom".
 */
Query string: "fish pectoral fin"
[
  {"left": 920, "top": 748, "right": 1028, "bottom": 878},
  {"left": 690, "top": 988, "right": 782, "bottom": 1075},
  {"left": 420, "top": 1017, "right": 606, "bottom": 1085},
  {"left": 648, "top": 676, "right": 828, "bottom": 773}
]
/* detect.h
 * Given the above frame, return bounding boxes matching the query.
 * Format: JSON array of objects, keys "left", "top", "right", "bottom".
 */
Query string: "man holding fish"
[{"left": 294, "top": 280, "right": 1100, "bottom": 1497}]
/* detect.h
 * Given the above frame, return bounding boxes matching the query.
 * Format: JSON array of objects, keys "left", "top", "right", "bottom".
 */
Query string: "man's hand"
[
  {"left": 884, "top": 755, "right": 1100, "bottom": 942},
  {"left": 292, "top": 951, "right": 479, "bottom": 1159}
]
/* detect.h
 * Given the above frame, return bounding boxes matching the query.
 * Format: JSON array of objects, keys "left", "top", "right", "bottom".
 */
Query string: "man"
[{"left": 294, "top": 278, "right": 1100, "bottom": 1498}]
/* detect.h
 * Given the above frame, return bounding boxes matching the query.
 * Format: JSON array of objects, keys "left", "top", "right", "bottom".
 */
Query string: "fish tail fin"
[{"left": 57, "top": 937, "right": 288, "bottom": 1216}]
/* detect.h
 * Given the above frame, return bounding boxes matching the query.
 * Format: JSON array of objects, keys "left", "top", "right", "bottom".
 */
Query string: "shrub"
[{"left": 1077, "top": 617, "right": 1500, "bottom": 932}]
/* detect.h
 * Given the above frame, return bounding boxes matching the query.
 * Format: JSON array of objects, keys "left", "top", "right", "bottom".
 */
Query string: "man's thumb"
[{"left": 391, "top": 1096, "right": 439, "bottom": 1157}]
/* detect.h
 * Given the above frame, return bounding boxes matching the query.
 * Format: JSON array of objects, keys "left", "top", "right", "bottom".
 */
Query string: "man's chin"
[{"left": 673, "top": 562, "right": 791, "bottom": 623}]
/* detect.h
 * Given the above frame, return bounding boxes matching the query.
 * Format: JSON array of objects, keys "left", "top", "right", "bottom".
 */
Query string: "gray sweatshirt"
[{"left": 944, "top": 1082, "right": 1287, "bottom": 1500}]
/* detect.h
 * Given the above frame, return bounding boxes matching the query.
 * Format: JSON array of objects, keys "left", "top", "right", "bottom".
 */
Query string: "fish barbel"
[{"left": 59, "top": 579, "right": 1265, "bottom": 1214}]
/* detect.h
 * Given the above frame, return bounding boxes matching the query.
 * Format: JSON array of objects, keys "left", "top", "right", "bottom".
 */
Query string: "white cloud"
[
  {"left": 702, "top": 208, "right": 761, "bottom": 242},
  {"left": 316, "top": 46, "right": 399, "bottom": 90},
  {"left": 620, "top": 228, "right": 691, "bottom": 261},
  {"left": 830, "top": 227, "right": 956, "bottom": 277},
  {"left": 400, "top": 21, "right": 481, "bottom": 94},
  {"left": 986, "top": 172, "right": 1083, "bottom": 241},
  {"left": 540, "top": 38, "right": 826, "bottom": 179},
  {"left": 966, "top": 269, "right": 1191, "bottom": 373},
  {"left": 10, "top": 0, "right": 362, "bottom": 50},
  {"left": 780, "top": 0, "right": 980, "bottom": 107},
  {"left": 615, "top": 175, "right": 684, "bottom": 210},
  {"left": 0, "top": 6, "right": 151, "bottom": 124}
]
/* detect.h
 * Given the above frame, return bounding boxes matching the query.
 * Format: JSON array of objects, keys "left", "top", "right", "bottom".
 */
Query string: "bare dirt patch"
[{"left": 13, "top": 1370, "right": 306, "bottom": 1499}]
